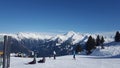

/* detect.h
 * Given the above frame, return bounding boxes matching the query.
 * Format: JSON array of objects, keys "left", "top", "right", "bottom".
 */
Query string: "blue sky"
[{"left": 0, "top": 0, "right": 120, "bottom": 33}]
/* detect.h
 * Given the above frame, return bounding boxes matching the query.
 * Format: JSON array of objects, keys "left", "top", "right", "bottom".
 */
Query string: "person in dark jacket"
[
  {"left": 53, "top": 51, "right": 56, "bottom": 60},
  {"left": 28, "top": 51, "right": 36, "bottom": 64},
  {"left": 73, "top": 51, "right": 76, "bottom": 59},
  {"left": 38, "top": 57, "right": 45, "bottom": 63}
]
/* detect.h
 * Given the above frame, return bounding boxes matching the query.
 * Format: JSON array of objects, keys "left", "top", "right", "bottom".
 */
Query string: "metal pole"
[
  {"left": 7, "top": 36, "right": 11, "bottom": 68},
  {"left": 3, "top": 36, "right": 8, "bottom": 68}
]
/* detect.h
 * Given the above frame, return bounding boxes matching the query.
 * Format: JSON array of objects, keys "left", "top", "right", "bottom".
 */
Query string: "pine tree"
[
  {"left": 86, "top": 36, "right": 96, "bottom": 55},
  {"left": 115, "top": 31, "right": 120, "bottom": 42},
  {"left": 92, "top": 38, "right": 96, "bottom": 49},
  {"left": 96, "top": 35, "right": 100, "bottom": 46},
  {"left": 100, "top": 36, "right": 105, "bottom": 49},
  {"left": 75, "top": 44, "right": 82, "bottom": 54}
]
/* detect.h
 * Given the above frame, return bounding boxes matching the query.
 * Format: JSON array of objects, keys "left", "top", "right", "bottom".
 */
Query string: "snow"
[
  {"left": 0, "top": 31, "right": 120, "bottom": 68},
  {"left": 91, "top": 42, "right": 120, "bottom": 57},
  {"left": 10, "top": 55, "right": 120, "bottom": 68},
  {"left": 0, "top": 31, "right": 114, "bottom": 44},
  {"left": 16, "top": 32, "right": 52, "bottom": 40},
  {"left": 51, "top": 34, "right": 67, "bottom": 42},
  {"left": 0, "top": 32, "right": 53, "bottom": 41},
  {"left": 71, "top": 33, "right": 84, "bottom": 44},
  {"left": 51, "top": 31, "right": 84, "bottom": 44}
]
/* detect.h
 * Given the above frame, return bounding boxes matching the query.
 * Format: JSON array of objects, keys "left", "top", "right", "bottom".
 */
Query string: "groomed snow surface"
[
  {"left": 10, "top": 55, "right": 120, "bottom": 68},
  {"left": 91, "top": 42, "right": 120, "bottom": 57}
]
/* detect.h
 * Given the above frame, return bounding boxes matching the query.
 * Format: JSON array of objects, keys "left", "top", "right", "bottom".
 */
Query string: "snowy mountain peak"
[
  {"left": 5, "top": 32, "right": 53, "bottom": 41},
  {"left": 65, "top": 31, "right": 77, "bottom": 37},
  {"left": 0, "top": 31, "right": 115, "bottom": 43}
]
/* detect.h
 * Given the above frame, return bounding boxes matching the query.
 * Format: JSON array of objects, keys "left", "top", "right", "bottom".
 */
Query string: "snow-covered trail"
[{"left": 10, "top": 55, "right": 120, "bottom": 68}]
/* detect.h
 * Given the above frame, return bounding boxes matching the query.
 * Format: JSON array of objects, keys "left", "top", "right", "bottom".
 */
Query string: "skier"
[
  {"left": 73, "top": 50, "right": 76, "bottom": 59},
  {"left": 53, "top": 51, "right": 56, "bottom": 59}
]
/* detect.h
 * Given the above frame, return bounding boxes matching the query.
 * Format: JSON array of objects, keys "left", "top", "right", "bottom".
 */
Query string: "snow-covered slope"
[
  {"left": 91, "top": 42, "right": 120, "bottom": 57},
  {"left": 10, "top": 55, "right": 120, "bottom": 68}
]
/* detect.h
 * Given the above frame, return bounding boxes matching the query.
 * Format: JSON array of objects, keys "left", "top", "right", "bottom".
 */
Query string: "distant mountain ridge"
[
  {"left": 0, "top": 31, "right": 115, "bottom": 42},
  {"left": 0, "top": 31, "right": 115, "bottom": 57}
]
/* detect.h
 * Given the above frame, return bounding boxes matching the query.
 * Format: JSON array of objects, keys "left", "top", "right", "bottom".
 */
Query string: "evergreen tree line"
[
  {"left": 75, "top": 35, "right": 105, "bottom": 55},
  {"left": 75, "top": 31, "right": 120, "bottom": 55},
  {"left": 115, "top": 31, "right": 120, "bottom": 42},
  {"left": 86, "top": 35, "right": 105, "bottom": 55}
]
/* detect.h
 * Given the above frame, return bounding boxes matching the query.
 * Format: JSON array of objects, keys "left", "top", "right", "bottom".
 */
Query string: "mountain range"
[{"left": 0, "top": 31, "right": 115, "bottom": 57}]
